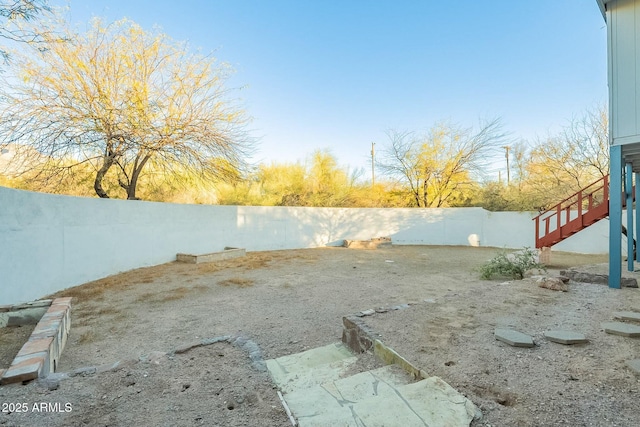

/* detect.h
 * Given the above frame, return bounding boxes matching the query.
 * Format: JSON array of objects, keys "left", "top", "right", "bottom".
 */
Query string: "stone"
[
  {"left": 536, "top": 277, "right": 569, "bottom": 292},
  {"left": 494, "top": 328, "right": 535, "bottom": 347},
  {"left": 613, "top": 311, "right": 640, "bottom": 322},
  {"left": 139, "top": 351, "right": 167, "bottom": 365},
  {"left": 70, "top": 366, "right": 97, "bottom": 377},
  {"left": 544, "top": 330, "right": 589, "bottom": 345},
  {"left": 37, "top": 377, "right": 60, "bottom": 391},
  {"left": 602, "top": 322, "right": 640, "bottom": 337},
  {"left": 357, "top": 309, "right": 375, "bottom": 317},
  {"left": 560, "top": 270, "right": 638, "bottom": 288},
  {"left": 342, "top": 316, "right": 376, "bottom": 354},
  {"left": 627, "top": 359, "right": 640, "bottom": 374},
  {"left": 173, "top": 341, "right": 202, "bottom": 354}
]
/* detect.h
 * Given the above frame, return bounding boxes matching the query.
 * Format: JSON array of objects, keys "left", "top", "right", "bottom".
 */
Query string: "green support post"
[
  {"left": 626, "top": 163, "right": 634, "bottom": 271},
  {"left": 637, "top": 172, "right": 640, "bottom": 262},
  {"left": 609, "top": 145, "right": 622, "bottom": 289}
]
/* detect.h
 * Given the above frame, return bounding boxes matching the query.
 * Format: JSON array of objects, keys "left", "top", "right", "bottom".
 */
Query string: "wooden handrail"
[
  {"left": 532, "top": 174, "right": 610, "bottom": 248},
  {"left": 532, "top": 175, "right": 608, "bottom": 221}
]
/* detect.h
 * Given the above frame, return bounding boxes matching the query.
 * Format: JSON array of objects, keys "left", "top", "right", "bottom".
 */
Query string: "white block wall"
[{"left": 0, "top": 186, "right": 611, "bottom": 305}]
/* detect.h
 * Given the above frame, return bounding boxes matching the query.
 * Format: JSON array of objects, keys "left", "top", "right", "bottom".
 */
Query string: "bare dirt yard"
[{"left": 1, "top": 245, "right": 639, "bottom": 427}]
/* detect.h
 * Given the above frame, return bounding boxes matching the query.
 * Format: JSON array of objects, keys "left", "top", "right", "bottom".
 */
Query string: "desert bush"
[{"left": 480, "top": 247, "right": 545, "bottom": 280}]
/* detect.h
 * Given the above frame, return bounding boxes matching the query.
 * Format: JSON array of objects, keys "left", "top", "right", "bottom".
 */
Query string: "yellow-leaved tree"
[
  {"left": 0, "top": 17, "right": 252, "bottom": 199},
  {"left": 377, "top": 119, "right": 506, "bottom": 207}
]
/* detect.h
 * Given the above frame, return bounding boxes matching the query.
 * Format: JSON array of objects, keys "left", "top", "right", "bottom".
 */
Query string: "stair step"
[{"left": 266, "top": 343, "right": 358, "bottom": 393}]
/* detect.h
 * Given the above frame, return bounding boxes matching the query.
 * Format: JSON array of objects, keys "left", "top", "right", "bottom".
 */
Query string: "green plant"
[{"left": 480, "top": 247, "right": 546, "bottom": 280}]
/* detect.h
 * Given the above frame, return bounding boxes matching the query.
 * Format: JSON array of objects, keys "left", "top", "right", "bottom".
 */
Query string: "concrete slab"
[
  {"left": 614, "top": 311, "right": 640, "bottom": 322},
  {"left": 356, "top": 377, "right": 478, "bottom": 427},
  {"left": 602, "top": 322, "right": 640, "bottom": 337},
  {"left": 6, "top": 307, "right": 48, "bottom": 326},
  {"left": 544, "top": 330, "right": 589, "bottom": 345},
  {"left": 176, "top": 248, "right": 245, "bottom": 264},
  {"left": 627, "top": 359, "right": 640, "bottom": 374},
  {"left": 282, "top": 366, "right": 477, "bottom": 427},
  {"left": 495, "top": 328, "right": 535, "bottom": 347},
  {"left": 266, "top": 343, "right": 357, "bottom": 394},
  {"left": 283, "top": 366, "right": 412, "bottom": 427}
]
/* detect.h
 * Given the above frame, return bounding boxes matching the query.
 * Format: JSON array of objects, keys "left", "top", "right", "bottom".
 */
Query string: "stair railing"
[{"left": 532, "top": 175, "right": 609, "bottom": 248}]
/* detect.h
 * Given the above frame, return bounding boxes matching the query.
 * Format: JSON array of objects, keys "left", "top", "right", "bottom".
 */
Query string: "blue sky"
[{"left": 52, "top": 1, "right": 607, "bottom": 179}]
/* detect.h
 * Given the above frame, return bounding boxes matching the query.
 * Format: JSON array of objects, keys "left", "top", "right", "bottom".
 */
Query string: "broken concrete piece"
[
  {"left": 494, "top": 328, "right": 535, "bottom": 347},
  {"left": 544, "top": 330, "right": 588, "bottom": 345},
  {"left": 343, "top": 237, "right": 391, "bottom": 250},
  {"left": 6, "top": 307, "right": 49, "bottom": 326},
  {"left": 627, "top": 359, "right": 640, "bottom": 374},
  {"left": 602, "top": 322, "right": 640, "bottom": 337},
  {"left": 536, "top": 277, "right": 569, "bottom": 292},
  {"left": 613, "top": 311, "right": 640, "bottom": 322}
]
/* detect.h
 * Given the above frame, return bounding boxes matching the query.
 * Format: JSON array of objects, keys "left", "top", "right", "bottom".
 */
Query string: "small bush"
[{"left": 480, "top": 247, "right": 546, "bottom": 280}]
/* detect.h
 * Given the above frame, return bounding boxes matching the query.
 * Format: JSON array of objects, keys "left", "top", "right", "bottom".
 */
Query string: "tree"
[
  {"left": 0, "top": 18, "right": 251, "bottom": 199},
  {"left": 215, "top": 150, "right": 375, "bottom": 207},
  {"left": 525, "top": 104, "right": 609, "bottom": 207},
  {"left": 377, "top": 119, "right": 506, "bottom": 207},
  {"left": 0, "top": 0, "right": 52, "bottom": 63}
]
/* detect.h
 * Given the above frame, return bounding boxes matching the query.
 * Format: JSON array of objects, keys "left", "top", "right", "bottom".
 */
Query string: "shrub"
[{"left": 480, "top": 247, "right": 546, "bottom": 280}]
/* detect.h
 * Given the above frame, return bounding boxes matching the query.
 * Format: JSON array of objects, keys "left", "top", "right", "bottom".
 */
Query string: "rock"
[
  {"left": 140, "top": 351, "right": 167, "bottom": 365},
  {"left": 536, "top": 277, "right": 569, "bottom": 292},
  {"left": 37, "top": 377, "right": 60, "bottom": 391},
  {"left": 560, "top": 270, "right": 638, "bottom": 288}
]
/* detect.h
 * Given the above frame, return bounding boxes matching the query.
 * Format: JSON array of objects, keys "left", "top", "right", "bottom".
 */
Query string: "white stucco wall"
[{"left": 0, "top": 186, "right": 611, "bottom": 305}]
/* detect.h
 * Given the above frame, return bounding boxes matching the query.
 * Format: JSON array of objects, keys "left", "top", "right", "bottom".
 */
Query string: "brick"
[
  {"left": 45, "top": 305, "right": 69, "bottom": 316},
  {"left": 32, "top": 319, "right": 61, "bottom": 337},
  {"left": 0, "top": 352, "right": 47, "bottom": 385},
  {"left": 51, "top": 297, "right": 72, "bottom": 306},
  {"left": 18, "top": 337, "right": 54, "bottom": 357}
]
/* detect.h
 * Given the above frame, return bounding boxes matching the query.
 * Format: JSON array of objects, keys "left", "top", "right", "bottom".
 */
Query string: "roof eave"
[{"left": 597, "top": 0, "right": 607, "bottom": 21}]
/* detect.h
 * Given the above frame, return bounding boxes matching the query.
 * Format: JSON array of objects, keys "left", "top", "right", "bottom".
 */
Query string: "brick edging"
[{"left": 1, "top": 298, "right": 72, "bottom": 385}]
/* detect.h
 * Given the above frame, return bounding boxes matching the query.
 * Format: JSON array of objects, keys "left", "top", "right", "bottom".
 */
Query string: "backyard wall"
[{"left": 0, "top": 186, "right": 611, "bottom": 305}]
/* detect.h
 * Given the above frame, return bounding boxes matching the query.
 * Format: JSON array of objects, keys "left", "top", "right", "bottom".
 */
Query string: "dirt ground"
[{"left": 1, "top": 245, "right": 639, "bottom": 427}]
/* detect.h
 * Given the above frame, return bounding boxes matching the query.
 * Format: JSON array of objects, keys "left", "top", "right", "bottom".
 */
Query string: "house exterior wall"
[{"left": 607, "top": 0, "right": 640, "bottom": 145}]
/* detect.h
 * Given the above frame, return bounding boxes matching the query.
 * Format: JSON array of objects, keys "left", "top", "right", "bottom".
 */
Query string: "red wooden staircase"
[{"left": 533, "top": 175, "right": 610, "bottom": 249}]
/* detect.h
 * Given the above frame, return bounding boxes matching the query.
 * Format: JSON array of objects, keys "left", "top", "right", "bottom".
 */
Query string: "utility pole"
[
  {"left": 503, "top": 146, "right": 511, "bottom": 185},
  {"left": 371, "top": 142, "right": 375, "bottom": 187}
]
